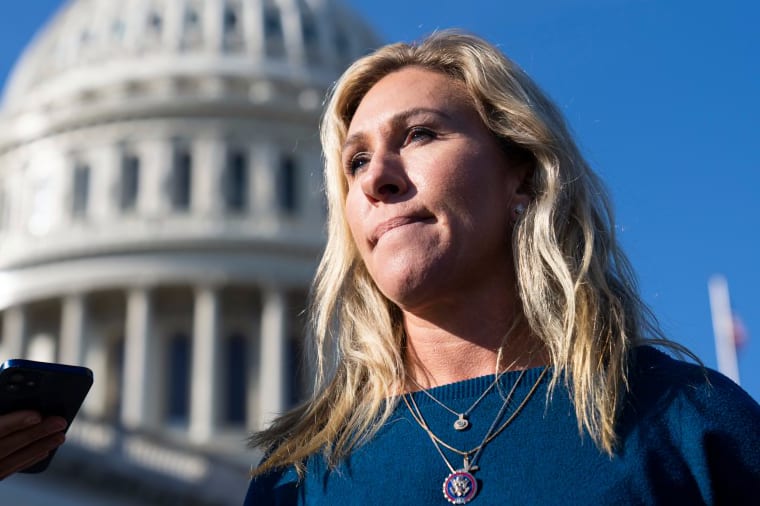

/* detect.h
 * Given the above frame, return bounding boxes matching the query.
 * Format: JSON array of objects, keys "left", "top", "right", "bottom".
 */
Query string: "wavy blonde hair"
[{"left": 251, "top": 31, "right": 681, "bottom": 476}]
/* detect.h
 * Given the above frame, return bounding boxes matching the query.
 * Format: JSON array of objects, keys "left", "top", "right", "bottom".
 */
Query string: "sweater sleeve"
[
  {"left": 243, "top": 465, "right": 300, "bottom": 506},
  {"left": 627, "top": 347, "right": 760, "bottom": 505},
  {"left": 692, "top": 369, "right": 760, "bottom": 504}
]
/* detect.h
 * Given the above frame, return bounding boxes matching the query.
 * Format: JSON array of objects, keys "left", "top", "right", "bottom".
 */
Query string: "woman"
[
  {"left": 0, "top": 411, "right": 66, "bottom": 479},
  {"left": 246, "top": 31, "right": 760, "bottom": 504}
]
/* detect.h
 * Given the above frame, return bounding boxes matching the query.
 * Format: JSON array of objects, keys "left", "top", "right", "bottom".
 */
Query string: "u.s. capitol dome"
[{"left": 0, "top": 0, "right": 378, "bottom": 504}]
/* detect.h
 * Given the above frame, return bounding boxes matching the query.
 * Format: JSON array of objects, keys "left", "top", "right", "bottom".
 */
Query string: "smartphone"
[{"left": 0, "top": 359, "right": 93, "bottom": 473}]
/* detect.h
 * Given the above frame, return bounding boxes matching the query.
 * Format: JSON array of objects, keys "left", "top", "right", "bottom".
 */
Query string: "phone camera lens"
[
  {"left": 10, "top": 373, "right": 25, "bottom": 383},
  {"left": 5, "top": 384, "right": 20, "bottom": 392},
  {"left": 25, "top": 380, "right": 36, "bottom": 388}
]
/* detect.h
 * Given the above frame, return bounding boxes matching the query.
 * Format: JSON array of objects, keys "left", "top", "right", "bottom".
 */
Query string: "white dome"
[
  {"left": 1, "top": 0, "right": 378, "bottom": 128},
  {"left": 0, "top": 0, "right": 380, "bottom": 292}
]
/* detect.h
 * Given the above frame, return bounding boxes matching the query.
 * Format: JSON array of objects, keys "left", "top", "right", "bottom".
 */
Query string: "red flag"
[{"left": 732, "top": 314, "right": 748, "bottom": 349}]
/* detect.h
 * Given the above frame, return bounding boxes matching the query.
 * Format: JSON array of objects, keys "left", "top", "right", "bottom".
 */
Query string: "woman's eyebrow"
[{"left": 342, "top": 107, "right": 452, "bottom": 153}]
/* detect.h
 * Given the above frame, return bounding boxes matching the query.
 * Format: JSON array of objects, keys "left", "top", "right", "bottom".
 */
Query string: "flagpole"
[{"left": 708, "top": 275, "right": 740, "bottom": 384}]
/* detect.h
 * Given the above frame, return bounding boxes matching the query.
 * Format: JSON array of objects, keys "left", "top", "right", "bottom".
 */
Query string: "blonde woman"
[{"left": 246, "top": 32, "right": 760, "bottom": 505}]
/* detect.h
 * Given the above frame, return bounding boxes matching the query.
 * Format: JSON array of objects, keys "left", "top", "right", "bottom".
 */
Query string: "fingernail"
[
  {"left": 24, "top": 414, "right": 41, "bottom": 425},
  {"left": 50, "top": 419, "right": 68, "bottom": 431}
]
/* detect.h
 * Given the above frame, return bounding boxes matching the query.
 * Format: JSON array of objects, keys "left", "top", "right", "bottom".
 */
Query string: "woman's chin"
[{"left": 372, "top": 266, "right": 450, "bottom": 312}]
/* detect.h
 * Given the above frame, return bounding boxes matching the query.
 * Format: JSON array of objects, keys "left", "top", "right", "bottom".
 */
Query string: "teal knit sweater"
[{"left": 245, "top": 347, "right": 760, "bottom": 505}]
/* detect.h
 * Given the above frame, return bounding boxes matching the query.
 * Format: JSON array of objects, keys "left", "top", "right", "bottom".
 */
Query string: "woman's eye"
[
  {"left": 346, "top": 153, "right": 370, "bottom": 174},
  {"left": 407, "top": 127, "right": 435, "bottom": 144}
]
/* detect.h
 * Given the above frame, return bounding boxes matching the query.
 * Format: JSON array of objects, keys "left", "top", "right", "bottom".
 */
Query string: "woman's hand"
[{"left": 0, "top": 411, "right": 67, "bottom": 480}]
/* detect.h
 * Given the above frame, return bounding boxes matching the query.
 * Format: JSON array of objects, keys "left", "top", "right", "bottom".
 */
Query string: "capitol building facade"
[{"left": 0, "top": 0, "right": 378, "bottom": 504}]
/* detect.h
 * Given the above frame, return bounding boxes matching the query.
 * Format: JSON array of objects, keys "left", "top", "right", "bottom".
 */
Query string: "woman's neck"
[{"left": 402, "top": 308, "right": 548, "bottom": 389}]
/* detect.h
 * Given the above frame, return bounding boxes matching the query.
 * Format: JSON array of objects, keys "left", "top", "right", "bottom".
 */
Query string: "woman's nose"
[{"left": 359, "top": 151, "right": 409, "bottom": 202}]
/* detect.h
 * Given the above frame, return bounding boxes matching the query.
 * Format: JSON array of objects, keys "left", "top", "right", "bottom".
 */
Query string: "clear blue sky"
[{"left": 1, "top": 0, "right": 758, "bottom": 401}]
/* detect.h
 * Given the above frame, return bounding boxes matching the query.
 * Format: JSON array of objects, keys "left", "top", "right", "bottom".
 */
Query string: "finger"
[
  {"left": 0, "top": 411, "right": 42, "bottom": 437},
  {"left": 0, "top": 432, "right": 65, "bottom": 480},
  {"left": 0, "top": 417, "right": 67, "bottom": 460},
  {"left": 0, "top": 451, "right": 47, "bottom": 480}
]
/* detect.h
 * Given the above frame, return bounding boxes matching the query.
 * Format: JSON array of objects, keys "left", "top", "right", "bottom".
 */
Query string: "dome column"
[
  {"left": 89, "top": 139, "right": 120, "bottom": 222},
  {"left": 189, "top": 285, "right": 221, "bottom": 443},
  {"left": 141, "top": 139, "right": 173, "bottom": 216},
  {"left": 162, "top": 0, "right": 184, "bottom": 51},
  {"left": 256, "top": 287, "right": 288, "bottom": 429},
  {"left": 193, "top": 138, "right": 225, "bottom": 216},
  {"left": 121, "top": 0, "right": 144, "bottom": 51},
  {"left": 60, "top": 293, "right": 107, "bottom": 418},
  {"left": 250, "top": 142, "right": 278, "bottom": 220},
  {"left": 282, "top": 1, "right": 305, "bottom": 64},
  {"left": 60, "top": 293, "right": 87, "bottom": 366},
  {"left": 242, "top": 0, "right": 265, "bottom": 56},
  {"left": 203, "top": 0, "right": 224, "bottom": 52},
  {"left": 61, "top": 295, "right": 103, "bottom": 417},
  {"left": 121, "top": 287, "right": 159, "bottom": 430},
  {"left": 1, "top": 305, "right": 27, "bottom": 359}
]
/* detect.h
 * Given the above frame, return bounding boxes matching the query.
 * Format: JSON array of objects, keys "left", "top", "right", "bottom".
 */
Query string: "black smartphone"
[{"left": 0, "top": 358, "right": 93, "bottom": 473}]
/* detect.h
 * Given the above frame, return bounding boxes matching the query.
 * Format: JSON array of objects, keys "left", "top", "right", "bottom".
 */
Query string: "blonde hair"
[{"left": 251, "top": 30, "right": 683, "bottom": 476}]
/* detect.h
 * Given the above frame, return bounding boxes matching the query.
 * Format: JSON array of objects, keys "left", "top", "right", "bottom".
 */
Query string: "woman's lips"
[{"left": 371, "top": 215, "right": 430, "bottom": 244}]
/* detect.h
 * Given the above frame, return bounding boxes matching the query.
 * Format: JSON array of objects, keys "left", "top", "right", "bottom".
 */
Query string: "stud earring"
[{"left": 511, "top": 203, "right": 526, "bottom": 228}]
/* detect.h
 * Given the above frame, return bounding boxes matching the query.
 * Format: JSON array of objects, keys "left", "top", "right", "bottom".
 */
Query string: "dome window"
[
  {"left": 186, "top": 9, "right": 199, "bottom": 26},
  {"left": 167, "top": 331, "right": 191, "bottom": 426},
  {"left": 223, "top": 3, "right": 243, "bottom": 52},
  {"left": 224, "top": 5, "right": 238, "bottom": 32},
  {"left": 111, "top": 19, "right": 125, "bottom": 41},
  {"left": 77, "top": 28, "right": 93, "bottom": 54},
  {"left": 182, "top": 4, "right": 203, "bottom": 50},
  {"left": 144, "top": 9, "right": 163, "bottom": 49},
  {"left": 301, "top": 12, "right": 321, "bottom": 63},
  {"left": 120, "top": 153, "right": 140, "bottom": 211},
  {"left": 278, "top": 155, "right": 298, "bottom": 215},
  {"left": 333, "top": 30, "right": 350, "bottom": 62},
  {"left": 223, "top": 333, "right": 248, "bottom": 425},
  {"left": 264, "top": 6, "right": 285, "bottom": 58},
  {"left": 71, "top": 162, "right": 90, "bottom": 220},
  {"left": 147, "top": 11, "right": 162, "bottom": 33},
  {"left": 264, "top": 7, "right": 282, "bottom": 37},
  {"left": 224, "top": 148, "right": 248, "bottom": 213},
  {"left": 171, "top": 146, "right": 193, "bottom": 211},
  {"left": 301, "top": 13, "right": 318, "bottom": 45}
]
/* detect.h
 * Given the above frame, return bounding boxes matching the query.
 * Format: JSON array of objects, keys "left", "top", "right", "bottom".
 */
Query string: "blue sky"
[{"left": 1, "top": 1, "right": 758, "bottom": 401}]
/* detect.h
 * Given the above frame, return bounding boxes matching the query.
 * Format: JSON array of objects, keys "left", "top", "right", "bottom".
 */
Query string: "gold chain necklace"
[
  {"left": 403, "top": 367, "right": 548, "bottom": 504},
  {"left": 408, "top": 367, "right": 509, "bottom": 431}
]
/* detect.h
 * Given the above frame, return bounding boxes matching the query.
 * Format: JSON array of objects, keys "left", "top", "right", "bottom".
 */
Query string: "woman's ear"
[{"left": 508, "top": 156, "right": 535, "bottom": 223}]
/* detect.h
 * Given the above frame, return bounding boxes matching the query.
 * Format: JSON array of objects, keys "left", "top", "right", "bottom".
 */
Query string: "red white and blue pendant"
[{"left": 442, "top": 469, "right": 478, "bottom": 504}]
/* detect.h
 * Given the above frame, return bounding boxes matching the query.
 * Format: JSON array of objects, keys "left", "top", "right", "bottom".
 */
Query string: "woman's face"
[{"left": 342, "top": 67, "right": 527, "bottom": 311}]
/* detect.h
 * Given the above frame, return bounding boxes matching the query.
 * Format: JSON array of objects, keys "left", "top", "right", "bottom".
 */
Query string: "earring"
[{"left": 511, "top": 203, "right": 526, "bottom": 227}]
